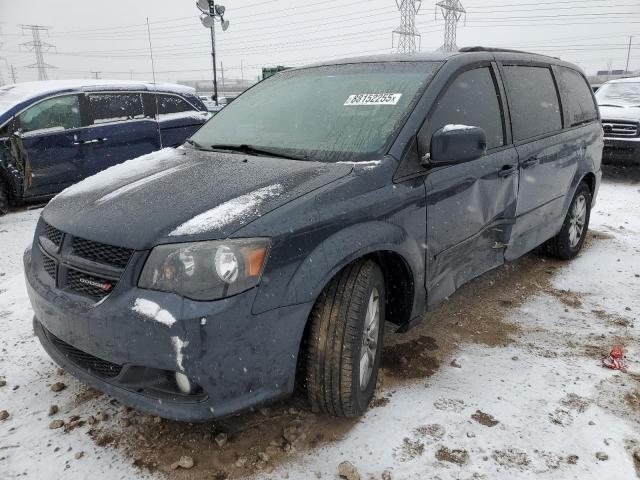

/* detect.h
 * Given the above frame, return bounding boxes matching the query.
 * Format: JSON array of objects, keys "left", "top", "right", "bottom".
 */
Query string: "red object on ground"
[{"left": 602, "top": 346, "right": 628, "bottom": 371}]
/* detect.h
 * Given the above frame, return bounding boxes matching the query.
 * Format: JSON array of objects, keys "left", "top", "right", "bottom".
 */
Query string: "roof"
[
  {"left": 0, "top": 79, "right": 195, "bottom": 119},
  {"left": 291, "top": 47, "right": 571, "bottom": 71},
  {"left": 301, "top": 51, "right": 454, "bottom": 69},
  {"left": 605, "top": 76, "right": 640, "bottom": 84}
]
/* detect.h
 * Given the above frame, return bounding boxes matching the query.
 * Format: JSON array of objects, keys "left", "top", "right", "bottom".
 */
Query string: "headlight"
[{"left": 138, "top": 238, "right": 270, "bottom": 301}]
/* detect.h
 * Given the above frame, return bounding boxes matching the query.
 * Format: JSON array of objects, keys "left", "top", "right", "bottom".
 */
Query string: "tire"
[
  {"left": 0, "top": 181, "right": 9, "bottom": 216},
  {"left": 305, "top": 259, "right": 385, "bottom": 417},
  {"left": 543, "top": 182, "right": 592, "bottom": 260}
]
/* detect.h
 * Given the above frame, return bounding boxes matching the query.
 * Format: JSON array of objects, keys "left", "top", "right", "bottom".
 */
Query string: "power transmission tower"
[
  {"left": 10, "top": 65, "right": 18, "bottom": 84},
  {"left": 20, "top": 25, "right": 56, "bottom": 81},
  {"left": 90, "top": 71, "right": 101, "bottom": 79},
  {"left": 436, "top": 0, "right": 465, "bottom": 52},
  {"left": 393, "top": 0, "right": 422, "bottom": 53}
]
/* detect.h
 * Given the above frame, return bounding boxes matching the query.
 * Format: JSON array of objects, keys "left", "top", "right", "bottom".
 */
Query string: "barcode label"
[{"left": 344, "top": 93, "right": 402, "bottom": 106}]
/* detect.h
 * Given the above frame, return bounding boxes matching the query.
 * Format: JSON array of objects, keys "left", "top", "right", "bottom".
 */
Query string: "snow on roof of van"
[
  {"left": 0, "top": 79, "right": 195, "bottom": 118},
  {"left": 606, "top": 76, "right": 640, "bottom": 84}
]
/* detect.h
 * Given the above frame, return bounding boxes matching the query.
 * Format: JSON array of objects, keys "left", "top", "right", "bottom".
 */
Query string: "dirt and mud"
[{"left": 68, "top": 230, "right": 624, "bottom": 479}]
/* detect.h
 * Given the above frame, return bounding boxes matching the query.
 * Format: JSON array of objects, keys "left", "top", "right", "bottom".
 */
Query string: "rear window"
[
  {"left": 502, "top": 65, "right": 562, "bottom": 141},
  {"left": 89, "top": 92, "right": 145, "bottom": 124},
  {"left": 157, "top": 94, "right": 197, "bottom": 115},
  {"left": 558, "top": 67, "right": 598, "bottom": 126}
]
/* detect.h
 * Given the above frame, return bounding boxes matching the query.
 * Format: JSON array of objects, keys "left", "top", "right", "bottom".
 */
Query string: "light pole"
[
  {"left": 197, "top": 0, "right": 229, "bottom": 106},
  {"left": 625, "top": 35, "right": 634, "bottom": 74}
]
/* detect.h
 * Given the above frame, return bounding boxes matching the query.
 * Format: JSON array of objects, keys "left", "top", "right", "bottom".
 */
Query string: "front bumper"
[
  {"left": 602, "top": 137, "right": 640, "bottom": 164},
  {"left": 25, "top": 247, "right": 312, "bottom": 421}
]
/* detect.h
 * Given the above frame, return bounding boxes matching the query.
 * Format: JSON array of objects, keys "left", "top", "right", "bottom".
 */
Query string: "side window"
[
  {"left": 557, "top": 67, "right": 598, "bottom": 126},
  {"left": 423, "top": 67, "right": 504, "bottom": 150},
  {"left": 18, "top": 95, "right": 82, "bottom": 134},
  {"left": 88, "top": 93, "right": 144, "bottom": 124},
  {"left": 156, "top": 94, "right": 197, "bottom": 115},
  {"left": 502, "top": 65, "right": 562, "bottom": 141}
]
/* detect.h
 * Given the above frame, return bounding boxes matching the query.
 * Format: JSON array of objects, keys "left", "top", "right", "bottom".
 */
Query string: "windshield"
[
  {"left": 190, "top": 62, "right": 441, "bottom": 162},
  {"left": 595, "top": 82, "right": 640, "bottom": 106}
]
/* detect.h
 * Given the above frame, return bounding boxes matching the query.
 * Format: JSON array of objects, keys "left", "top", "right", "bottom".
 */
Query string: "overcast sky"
[{"left": 0, "top": 0, "right": 638, "bottom": 86}]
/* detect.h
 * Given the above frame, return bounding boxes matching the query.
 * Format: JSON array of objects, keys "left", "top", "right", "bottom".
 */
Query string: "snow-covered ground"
[{"left": 1, "top": 172, "right": 639, "bottom": 479}]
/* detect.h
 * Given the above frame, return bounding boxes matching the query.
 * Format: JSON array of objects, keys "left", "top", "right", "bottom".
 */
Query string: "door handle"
[
  {"left": 521, "top": 156, "right": 538, "bottom": 169},
  {"left": 498, "top": 164, "right": 517, "bottom": 177},
  {"left": 72, "top": 137, "right": 107, "bottom": 146}
]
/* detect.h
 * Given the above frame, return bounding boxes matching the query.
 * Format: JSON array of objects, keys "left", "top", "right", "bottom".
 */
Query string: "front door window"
[{"left": 18, "top": 95, "right": 82, "bottom": 134}]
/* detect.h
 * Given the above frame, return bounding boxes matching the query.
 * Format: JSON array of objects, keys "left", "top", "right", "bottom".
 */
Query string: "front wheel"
[
  {"left": 305, "top": 259, "right": 385, "bottom": 417},
  {"left": 543, "top": 182, "right": 592, "bottom": 260}
]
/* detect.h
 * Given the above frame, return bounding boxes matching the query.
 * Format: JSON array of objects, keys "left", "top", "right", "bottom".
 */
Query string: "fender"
[{"left": 253, "top": 220, "right": 426, "bottom": 322}]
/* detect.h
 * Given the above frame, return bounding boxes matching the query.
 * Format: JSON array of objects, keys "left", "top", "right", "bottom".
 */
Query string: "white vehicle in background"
[
  {"left": 198, "top": 95, "right": 227, "bottom": 113},
  {"left": 596, "top": 76, "right": 640, "bottom": 164}
]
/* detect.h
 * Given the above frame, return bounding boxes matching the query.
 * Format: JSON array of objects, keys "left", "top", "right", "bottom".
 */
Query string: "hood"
[
  {"left": 598, "top": 104, "right": 640, "bottom": 122},
  {"left": 43, "top": 147, "right": 353, "bottom": 249}
]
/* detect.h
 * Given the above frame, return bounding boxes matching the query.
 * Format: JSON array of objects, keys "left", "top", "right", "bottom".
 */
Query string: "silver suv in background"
[{"left": 596, "top": 77, "right": 640, "bottom": 164}]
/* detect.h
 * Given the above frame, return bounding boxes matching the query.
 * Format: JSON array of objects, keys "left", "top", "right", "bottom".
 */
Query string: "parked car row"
[
  {"left": 0, "top": 80, "right": 209, "bottom": 214},
  {"left": 24, "top": 48, "right": 603, "bottom": 421},
  {"left": 595, "top": 76, "right": 640, "bottom": 164}
]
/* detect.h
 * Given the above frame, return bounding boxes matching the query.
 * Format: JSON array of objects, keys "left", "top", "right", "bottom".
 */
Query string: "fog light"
[{"left": 175, "top": 372, "right": 194, "bottom": 394}]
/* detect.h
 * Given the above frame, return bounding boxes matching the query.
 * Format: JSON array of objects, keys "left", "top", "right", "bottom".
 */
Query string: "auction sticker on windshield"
[{"left": 344, "top": 93, "right": 402, "bottom": 106}]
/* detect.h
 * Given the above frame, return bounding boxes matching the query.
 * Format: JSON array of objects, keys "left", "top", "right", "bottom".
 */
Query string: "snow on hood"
[
  {"left": 169, "top": 184, "right": 284, "bottom": 236},
  {"left": 43, "top": 148, "right": 354, "bottom": 250},
  {"left": 55, "top": 148, "right": 178, "bottom": 201},
  {"left": 598, "top": 104, "right": 640, "bottom": 122}
]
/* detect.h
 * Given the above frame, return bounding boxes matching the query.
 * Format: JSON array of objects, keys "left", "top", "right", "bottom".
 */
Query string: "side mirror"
[{"left": 423, "top": 125, "right": 487, "bottom": 166}]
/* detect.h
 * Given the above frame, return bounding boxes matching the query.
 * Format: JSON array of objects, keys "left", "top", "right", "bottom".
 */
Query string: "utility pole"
[
  {"left": 90, "top": 71, "right": 101, "bottom": 79},
  {"left": 393, "top": 1, "right": 422, "bottom": 53},
  {"left": 240, "top": 59, "right": 244, "bottom": 84},
  {"left": 20, "top": 25, "right": 55, "bottom": 80},
  {"left": 625, "top": 35, "right": 634, "bottom": 73},
  {"left": 436, "top": 0, "right": 466, "bottom": 52},
  {"left": 10, "top": 64, "right": 17, "bottom": 84},
  {"left": 197, "top": 0, "right": 230, "bottom": 106}
]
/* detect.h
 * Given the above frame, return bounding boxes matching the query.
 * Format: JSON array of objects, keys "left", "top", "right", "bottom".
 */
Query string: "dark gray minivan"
[{"left": 24, "top": 48, "right": 603, "bottom": 421}]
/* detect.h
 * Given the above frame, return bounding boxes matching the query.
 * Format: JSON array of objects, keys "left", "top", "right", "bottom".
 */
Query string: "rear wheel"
[
  {"left": 305, "top": 259, "right": 385, "bottom": 417},
  {"left": 543, "top": 182, "right": 591, "bottom": 260},
  {"left": 0, "top": 181, "right": 9, "bottom": 216}
]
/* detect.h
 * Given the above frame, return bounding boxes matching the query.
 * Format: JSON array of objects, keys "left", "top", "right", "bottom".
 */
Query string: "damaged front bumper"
[{"left": 25, "top": 247, "right": 312, "bottom": 421}]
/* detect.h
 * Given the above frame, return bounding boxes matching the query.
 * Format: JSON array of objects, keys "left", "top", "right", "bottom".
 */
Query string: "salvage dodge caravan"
[{"left": 25, "top": 48, "right": 603, "bottom": 421}]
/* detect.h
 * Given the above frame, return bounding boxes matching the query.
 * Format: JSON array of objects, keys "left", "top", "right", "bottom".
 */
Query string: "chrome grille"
[{"left": 602, "top": 121, "right": 639, "bottom": 138}]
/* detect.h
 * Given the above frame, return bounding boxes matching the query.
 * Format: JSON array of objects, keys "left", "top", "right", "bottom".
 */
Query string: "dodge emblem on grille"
[{"left": 78, "top": 277, "right": 113, "bottom": 291}]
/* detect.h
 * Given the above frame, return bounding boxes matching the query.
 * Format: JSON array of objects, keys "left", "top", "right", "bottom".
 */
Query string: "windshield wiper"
[
  {"left": 210, "top": 143, "right": 307, "bottom": 160},
  {"left": 184, "top": 138, "right": 211, "bottom": 151}
]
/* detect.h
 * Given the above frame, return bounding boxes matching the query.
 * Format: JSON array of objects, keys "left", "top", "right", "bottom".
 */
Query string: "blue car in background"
[{"left": 0, "top": 80, "right": 209, "bottom": 214}]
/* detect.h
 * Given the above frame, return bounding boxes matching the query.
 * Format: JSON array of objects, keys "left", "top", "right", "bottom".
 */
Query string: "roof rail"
[{"left": 459, "top": 46, "right": 540, "bottom": 55}]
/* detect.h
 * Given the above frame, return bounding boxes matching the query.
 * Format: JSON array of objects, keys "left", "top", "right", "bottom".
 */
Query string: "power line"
[{"left": 20, "top": 24, "right": 55, "bottom": 80}]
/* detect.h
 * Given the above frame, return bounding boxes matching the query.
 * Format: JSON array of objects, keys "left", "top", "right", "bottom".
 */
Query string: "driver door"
[
  {"left": 420, "top": 65, "right": 519, "bottom": 306},
  {"left": 15, "top": 94, "right": 87, "bottom": 198}
]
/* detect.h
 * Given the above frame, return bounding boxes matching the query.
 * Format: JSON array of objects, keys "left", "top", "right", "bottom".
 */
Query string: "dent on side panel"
[{"left": 425, "top": 150, "right": 517, "bottom": 306}]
